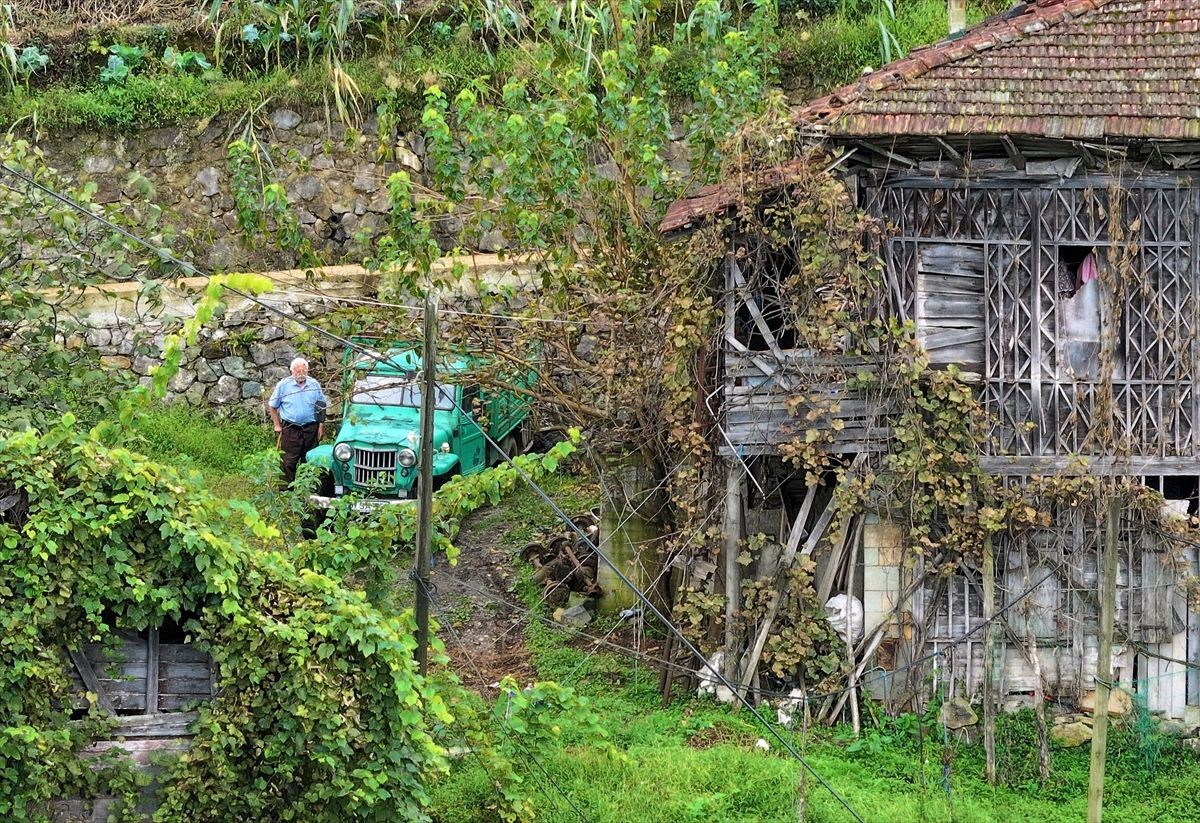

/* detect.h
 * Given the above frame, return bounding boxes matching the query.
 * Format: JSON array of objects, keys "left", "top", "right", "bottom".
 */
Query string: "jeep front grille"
[{"left": 353, "top": 447, "right": 397, "bottom": 489}]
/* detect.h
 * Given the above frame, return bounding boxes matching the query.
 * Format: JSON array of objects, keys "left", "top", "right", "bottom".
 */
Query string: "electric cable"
[
  {"left": 2, "top": 160, "right": 869, "bottom": 822},
  {"left": 419, "top": 575, "right": 594, "bottom": 823}
]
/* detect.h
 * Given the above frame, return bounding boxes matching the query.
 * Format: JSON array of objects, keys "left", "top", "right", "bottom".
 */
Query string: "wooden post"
[
  {"left": 723, "top": 461, "right": 744, "bottom": 681},
  {"left": 1087, "top": 497, "right": 1120, "bottom": 822},
  {"left": 982, "top": 535, "right": 997, "bottom": 785},
  {"left": 846, "top": 540, "right": 860, "bottom": 737},
  {"left": 414, "top": 289, "right": 438, "bottom": 676},
  {"left": 146, "top": 628, "right": 160, "bottom": 715},
  {"left": 1020, "top": 543, "right": 1051, "bottom": 785}
]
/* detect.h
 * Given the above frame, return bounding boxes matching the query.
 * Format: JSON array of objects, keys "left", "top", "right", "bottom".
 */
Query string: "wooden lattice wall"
[{"left": 863, "top": 172, "right": 1200, "bottom": 474}]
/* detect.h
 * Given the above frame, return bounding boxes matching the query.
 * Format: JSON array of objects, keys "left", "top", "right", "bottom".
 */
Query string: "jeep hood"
[{"left": 337, "top": 406, "right": 453, "bottom": 450}]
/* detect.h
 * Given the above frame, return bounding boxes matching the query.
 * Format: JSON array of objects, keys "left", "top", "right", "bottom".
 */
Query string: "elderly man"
[{"left": 267, "top": 357, "right": 328, "bottom": 485}]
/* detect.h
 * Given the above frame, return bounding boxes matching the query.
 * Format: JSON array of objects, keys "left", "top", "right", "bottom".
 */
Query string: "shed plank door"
[
  {"left": 68, "top": 631, "right": 214, "bottom": 714},
  {"left": 915, "top": 243, "right": 985, "bottom": 370}
]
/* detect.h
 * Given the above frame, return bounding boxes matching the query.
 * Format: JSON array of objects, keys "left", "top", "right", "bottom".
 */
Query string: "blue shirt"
[{"left": 269, "top": 376, "right": 327, "bottom": 425}]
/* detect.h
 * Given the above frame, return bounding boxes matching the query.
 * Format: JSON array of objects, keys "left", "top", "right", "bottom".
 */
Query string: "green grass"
[
  {"left": 777, "top": 0, "right": 1012, "bottom": 100},
  {"left": 6, "top": 2, "right": 1010, "bottom": 132},
  {"left": 432, "top": 647, "right": 1200, "bottom": 822},
  {"left": 429, "top": 509, "right": 1200, "bottom": 823},
  {"left": 121, "top": 410, "right": 1200, "bottom": 822},
  {"left": 134, "top": 404, "right": 274, "bottom": 497}
]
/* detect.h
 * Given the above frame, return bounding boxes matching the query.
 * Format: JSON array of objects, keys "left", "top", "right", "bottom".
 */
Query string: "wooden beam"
[
  {"left": 852, "top": 140, "right": 917, "bottom": 169},
  {"left": 146, "top": 629, "right": 159, "bottom": 714},
  {"left": 98, "top": 711, "right": 199, "bottom": 738},
  {"left": 1000, "top": 135, "right": 1026, "bottom": 170},
  {"left": 817, "top": 516, "right": 862, "bottom": 605},
  {"left": 982, "top": 535, "right": 997, "bottom": 785},
  {"left": 69, "top": 649, "right": 115, "bottom": 713},
  {"left": 728, "top": 258, "right": 789, "bottom": 367},
  {"left": 979, "top": 456, "right": 1200, "bottom": 476},
  {"left": 1087, "top": 498, "right": 1121, "bottom": 822},
  {"left": 735, "top": 456, "right": 864, "bottom": 700},
  {"left": 723, "top": 462, "right": 745, "bottom": 681},
  {"left": 724, "top": 336, "right": 787, "bottom": 390},
  {"left": 931, "top": 136, "right": 963, "bottom": 164}
]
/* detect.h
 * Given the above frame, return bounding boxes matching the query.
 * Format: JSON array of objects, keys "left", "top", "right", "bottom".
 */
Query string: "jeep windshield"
[{"left": 350, "top": 375, "right": 456, "bottom": 410}]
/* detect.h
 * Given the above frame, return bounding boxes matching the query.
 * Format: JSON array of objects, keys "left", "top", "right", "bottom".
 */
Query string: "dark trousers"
[{"left": 280, "top": 422, "right": 320, "bottom": 485}]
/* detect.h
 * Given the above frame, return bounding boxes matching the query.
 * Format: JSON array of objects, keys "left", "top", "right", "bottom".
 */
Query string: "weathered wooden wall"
[
  {"left": 53, "top": 631, "right": 212, "bottom": 821},
  {"left": 910, "top": 508, "right": 1195, "bottom": 719},
  {"left": 718, "top": 254, "right": 893, "bottom": 456},
  {"left": 67, "top": 630, "right": 213, "bottom": 714},
  {"left": 712, "top": 156, "right": 1200, "bottom": 722}
]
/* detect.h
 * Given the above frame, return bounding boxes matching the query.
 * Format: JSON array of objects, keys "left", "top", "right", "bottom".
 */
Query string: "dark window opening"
[
  {"left": 1146, "top": 475, "right": 1199, "bottom": 519},
  {"left": 461, "top": 385, "right": 481, "bottom": 417},
  {"left": 735, "top": 286, "right": 796, "bottom": 351},
  {"left": 1055, "top": 245, "right": 1097, "bottom": 299},
  {"left": 1055, "top": 246, "right": 1101, "bottom": 378},
  {"left": 734, "top": 250, "right": 798, "bottom": 352},
  {"left": 158, "top": 614, "right": 190, "bottom": 644}
]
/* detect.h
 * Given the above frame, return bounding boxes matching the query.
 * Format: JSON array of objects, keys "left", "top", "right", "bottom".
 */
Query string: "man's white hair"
[{"left": 290, "top": 357, "right": 309, "bottom": 370}]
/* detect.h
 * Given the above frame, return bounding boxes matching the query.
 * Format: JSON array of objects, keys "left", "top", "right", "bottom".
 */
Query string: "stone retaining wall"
[
  {"left": 75, "top": 257, "right": 535, "bottom": 414},
  {"left": 37, "top": 110, "right": 418, "bottom": 273},
  {"left": 33, "top": 107, "right": 689, "bottom": 273}
]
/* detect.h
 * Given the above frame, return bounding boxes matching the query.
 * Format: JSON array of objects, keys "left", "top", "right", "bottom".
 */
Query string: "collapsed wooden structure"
[{"left": 664, "top": 0, "right": 1200, "bottom": 723}]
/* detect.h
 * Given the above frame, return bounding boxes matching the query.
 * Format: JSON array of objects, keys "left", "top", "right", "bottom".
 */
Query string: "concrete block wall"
[{"left": 862, "top": 514, "right": 905, "bottom": 636}]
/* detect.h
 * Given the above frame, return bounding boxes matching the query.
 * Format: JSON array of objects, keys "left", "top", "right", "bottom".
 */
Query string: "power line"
[
  {"left": 1, "top": 161, "right": 867, "bottom": 823},
  {"left": 420, "top": 576, "right": 594, "bottom": 823},
  {"left": 250, "top": 281, "right": 595, "bottom": 327}
]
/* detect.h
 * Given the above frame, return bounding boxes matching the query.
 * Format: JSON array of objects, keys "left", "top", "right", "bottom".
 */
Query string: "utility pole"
[
  {"left": 948, "top": 0, "right": 966, "bottom": 35},
  {"left": 1088, "top": 496, "right": 1120, "bottom": 822},
  {"left": 414, "top": 288, "right": 438, "bottom": 676}
]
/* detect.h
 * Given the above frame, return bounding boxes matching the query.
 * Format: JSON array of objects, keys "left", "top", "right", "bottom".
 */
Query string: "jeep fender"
[
  {"left": 306, "top": 444, "right": 334, "bottom": 472},
  {"left": 432, "top": 452, "right": 461, "bottom": 477}
]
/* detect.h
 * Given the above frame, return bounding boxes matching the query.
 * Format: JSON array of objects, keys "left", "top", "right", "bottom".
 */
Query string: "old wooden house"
[{"left": 664, "top": 0, "right": 1200, "bottom": 723}]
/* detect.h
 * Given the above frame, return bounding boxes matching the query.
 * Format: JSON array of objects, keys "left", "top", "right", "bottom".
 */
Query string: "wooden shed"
[
  {"left": 664, "top": 0, "right": 1200, "bottom": 723},
  {"left": 54, "top": 627, "right": 214, "bottom": 822}
]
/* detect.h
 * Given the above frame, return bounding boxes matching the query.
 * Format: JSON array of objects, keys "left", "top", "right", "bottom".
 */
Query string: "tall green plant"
[
  {"left": 407, "top": 0, "right": 774, "bottom": 288},
  {"left": 0, "top": 134, "right": 601, "bottom": 822},
  {"left": 872, "top": 0, "right": 902, "bottom": 63},
  {"left": 0, "top": 4, "right": 18, "bottom": 94},
  {"left": 208, "top": 0, "right": 397, "bottom": 122}
]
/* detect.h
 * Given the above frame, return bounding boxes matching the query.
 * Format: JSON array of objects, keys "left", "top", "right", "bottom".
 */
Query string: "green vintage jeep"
[{"left": 306, "top": 344, "right": 533, "bottom": 507}]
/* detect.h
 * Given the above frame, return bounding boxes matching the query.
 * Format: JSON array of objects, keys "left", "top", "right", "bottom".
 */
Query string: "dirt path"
[{"left": 428, "top": 508, "right": 539, "bottom": 692}]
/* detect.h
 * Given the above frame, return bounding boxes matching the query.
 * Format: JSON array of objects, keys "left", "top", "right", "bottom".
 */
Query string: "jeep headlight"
[
  {"left": 398, "top": 447, "right": 417, "bottom": 468},
  {"left": 333, "top": 442, "right": 353, "bottom": 462}
]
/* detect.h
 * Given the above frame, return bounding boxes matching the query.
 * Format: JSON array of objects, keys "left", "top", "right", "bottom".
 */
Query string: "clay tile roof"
[
  {"left": 660, "top": 0, "right": 1200, "bottom": 234},
  {"left": 794, "top": 0, "right": 1200, "bottom": 140},
  {"left": 659, "top": 159, "right": 809, "bottom": 235}
]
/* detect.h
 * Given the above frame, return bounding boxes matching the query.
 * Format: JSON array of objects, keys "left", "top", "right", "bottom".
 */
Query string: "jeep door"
[{"left": 456, "top": 384, "right": 487, "bottom": 474}]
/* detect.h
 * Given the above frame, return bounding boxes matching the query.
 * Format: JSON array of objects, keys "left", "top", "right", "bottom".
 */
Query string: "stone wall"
[
  {"left": 75, "top": 257, "right": 536, "bottom": 415},
  {"left": 36, "top": 108, "right": 429, "bottom": 273},
  {"left": 33, "top": 107, "right": 690, "bottom": 274}
]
